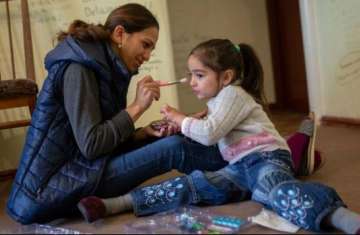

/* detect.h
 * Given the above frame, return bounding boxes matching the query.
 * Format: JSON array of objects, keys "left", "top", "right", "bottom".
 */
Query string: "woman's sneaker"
[{"left": 77, "top": 196, "right": 106, "bottom": 223}]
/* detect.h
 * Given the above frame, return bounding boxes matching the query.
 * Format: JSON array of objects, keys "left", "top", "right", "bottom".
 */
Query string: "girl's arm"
[
  {"left": 181, "top": 87, "right": 250, "bottom": 146},
  {"left": 189, "top": 108, "right": 208, "bottom": 119},
  {"left": 160, "top": 104, "right": 187, "bottom": 126}
]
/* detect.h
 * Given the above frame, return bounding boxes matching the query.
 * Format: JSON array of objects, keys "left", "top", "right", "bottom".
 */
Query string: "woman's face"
[{"left": 119, "top": 26, "right": 159, "bottom": 73}]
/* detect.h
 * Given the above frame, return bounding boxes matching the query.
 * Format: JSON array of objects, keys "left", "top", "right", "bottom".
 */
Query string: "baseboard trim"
[
  {"left": 0, "top": 169, "right": 16, "bottom": 181},
  {"left": 321, "top": 116, "right": 360, "bottom": 127}
]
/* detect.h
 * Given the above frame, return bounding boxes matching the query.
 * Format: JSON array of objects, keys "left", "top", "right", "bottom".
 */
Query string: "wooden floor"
[{"left": 1, "top": 110, "right": 360, "bottom": 234}]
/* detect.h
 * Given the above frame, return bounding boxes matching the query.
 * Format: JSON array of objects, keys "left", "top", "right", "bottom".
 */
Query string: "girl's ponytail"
[{"left": 238, "top": 43, "right": 266, "bottom": 106}]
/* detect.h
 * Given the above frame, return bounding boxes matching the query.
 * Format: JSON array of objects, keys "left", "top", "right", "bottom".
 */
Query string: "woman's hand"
[
  {"left": 134, "top": 75, "right": 161, "bottom": 110},
  {"left": 146, "top": 120, "right": 180, "bottom": 137},
  {"left": 133, "top": 120, "right": 180, "bottom": 141},
  {"left": 126, "top": 75, "right": 160, "bottom": 122},
  {"left": 160, "top": 104, "right": 186, "bottom": 127}
]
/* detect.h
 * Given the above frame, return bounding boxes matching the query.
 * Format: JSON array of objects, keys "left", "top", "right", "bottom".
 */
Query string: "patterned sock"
[
  {"left": 102, "top": 193, "right": 133, "bottom": 215},
  {"left": 328, "top": 207, "right": 360, "bottom": 234}
]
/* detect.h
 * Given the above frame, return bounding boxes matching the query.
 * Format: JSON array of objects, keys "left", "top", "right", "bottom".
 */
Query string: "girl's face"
[
  {"left": 117, "top": 26, "right": 159, "bottom": 73},
  {"left": 187, "top": 55, "right": 225, "bottom": 100}
]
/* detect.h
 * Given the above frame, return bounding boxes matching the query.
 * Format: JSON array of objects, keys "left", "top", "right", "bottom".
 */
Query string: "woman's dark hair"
[
  {"left": 189, "top": 39, "right": 266, "bottom": 106},
  {"left": 57, "top": 3, "right": 159, "bottom": 42}
]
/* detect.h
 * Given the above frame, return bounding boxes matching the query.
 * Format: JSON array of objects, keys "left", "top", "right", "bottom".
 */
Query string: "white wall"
[
  {"left": 300, "top": 0, "right": 360, "bottom": 119},
  {"left": 167, "top": 0, "right": 275, "bottom": 113}
]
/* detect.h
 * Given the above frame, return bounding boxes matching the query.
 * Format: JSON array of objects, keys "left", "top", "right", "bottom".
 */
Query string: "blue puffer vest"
[{"left": 6, "top": 36, "right": 131, "bottom": 224}]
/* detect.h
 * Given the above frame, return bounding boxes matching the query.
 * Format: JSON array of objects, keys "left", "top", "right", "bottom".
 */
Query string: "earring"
[{"left": 118, "top": 44, "right": 122, "bottom": 49}]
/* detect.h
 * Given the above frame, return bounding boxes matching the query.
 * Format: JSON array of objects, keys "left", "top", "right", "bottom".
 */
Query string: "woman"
[{"left": 6, "top": 3, "right": 227, "bottom": 224}]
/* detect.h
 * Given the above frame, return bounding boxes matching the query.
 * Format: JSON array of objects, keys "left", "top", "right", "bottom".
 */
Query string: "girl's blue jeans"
[
  {"left": 94, "top": 135, "right": 227, "bottom": 197},
  {"left": 130, "top": 149, "right": 345, "bottom": 232}
]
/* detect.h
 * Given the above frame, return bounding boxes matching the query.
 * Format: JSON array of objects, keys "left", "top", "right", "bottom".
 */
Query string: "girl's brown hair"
[
  {"left": 57, "top": 3, "right": 159, "bottom": 42},
  {"left": 189, "top": 39, "right": 266, "bottom": 106}
]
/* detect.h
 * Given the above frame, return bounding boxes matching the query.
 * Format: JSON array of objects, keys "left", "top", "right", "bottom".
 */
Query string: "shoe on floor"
[
  {"left": 297, "top": 112, "right": 325, "bottom": 176},
  {"left": 77, "top": 196, "right": 106, "bottom": 223},
  {"left": 288, "top": 112, "right": 325, "bottom": 176}
]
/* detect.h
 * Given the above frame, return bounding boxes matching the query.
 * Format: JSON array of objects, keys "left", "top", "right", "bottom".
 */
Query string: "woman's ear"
[
  {"left": 111, "top": 25, "right": 126, "bottom": 45},
  {"left": 222, "top": 69, "right": 235, "bottom": 86}
]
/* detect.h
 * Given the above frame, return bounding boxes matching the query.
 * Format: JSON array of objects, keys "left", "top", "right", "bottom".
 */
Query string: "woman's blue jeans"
[
  {"left": 130, "top": 149, "right": 345, "bottom": 232},
  {"left": 94, "top": 135, "right": 227, "bottom": 197}
]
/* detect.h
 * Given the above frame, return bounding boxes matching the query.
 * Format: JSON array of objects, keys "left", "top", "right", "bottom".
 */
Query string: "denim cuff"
[
  {"left": 270, "top": 181, "right": 345, "bottom": 232},
  {"left": 131, "top": 176, "right": 193, "bottom": 216}
]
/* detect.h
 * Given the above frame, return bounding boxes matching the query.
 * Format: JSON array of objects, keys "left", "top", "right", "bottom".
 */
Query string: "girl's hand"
[{"left": 160, "top": 104, "right": 186, "bottom": 126}]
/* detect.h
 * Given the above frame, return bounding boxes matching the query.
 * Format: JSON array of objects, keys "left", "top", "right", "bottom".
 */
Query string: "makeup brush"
[{"left": 159, "top": 77, "right": 188, "bottom": 87}]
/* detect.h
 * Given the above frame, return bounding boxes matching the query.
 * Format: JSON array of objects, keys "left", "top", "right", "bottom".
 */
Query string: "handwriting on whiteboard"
[{"left": 336, "top": 50, "right": 360, "bottom": 85}]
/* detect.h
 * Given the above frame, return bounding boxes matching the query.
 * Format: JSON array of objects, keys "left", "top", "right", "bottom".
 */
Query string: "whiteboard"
[{"left": 301, "top": 0, "right": 360, "bottom": 118}]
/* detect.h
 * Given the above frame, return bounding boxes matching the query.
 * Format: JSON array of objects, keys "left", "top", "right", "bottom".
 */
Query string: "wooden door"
[{"left": 267, "top": 0, "right": 309, "bottom": 113}]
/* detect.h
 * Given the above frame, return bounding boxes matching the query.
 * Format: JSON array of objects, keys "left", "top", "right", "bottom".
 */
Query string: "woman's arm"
[{"left": 63, "top": 63, "right": 135, "bottom": 159}]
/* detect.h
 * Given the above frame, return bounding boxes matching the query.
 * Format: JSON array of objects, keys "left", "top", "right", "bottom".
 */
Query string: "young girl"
[{"left": 77, "top": 39, "right": 359, "bottom": 233}]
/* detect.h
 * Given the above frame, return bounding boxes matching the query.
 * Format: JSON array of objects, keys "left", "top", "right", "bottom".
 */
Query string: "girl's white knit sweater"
[{"left": 181, "top": 85, "right": 290, "bottom": 164}]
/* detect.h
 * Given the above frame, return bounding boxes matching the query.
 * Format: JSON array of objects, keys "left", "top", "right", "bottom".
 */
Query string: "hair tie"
[
  {"left": 234, "top": 44, "right": 241, "bottom": 53},
  {"left": 233, "top": 44, "right": 244, "bottom": 82}
]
